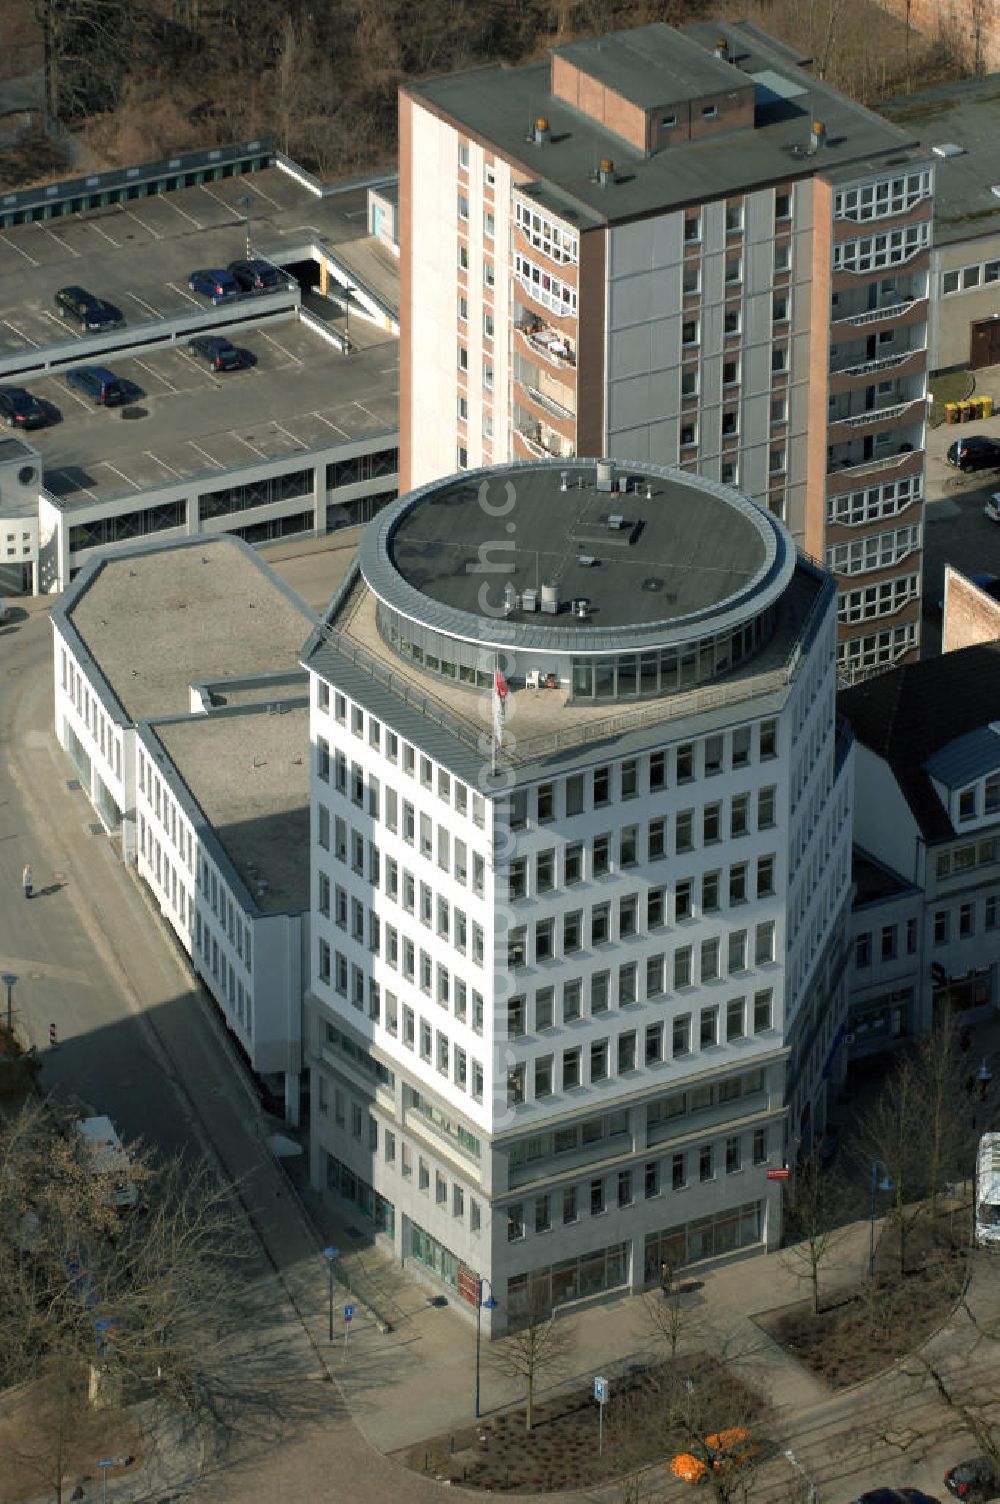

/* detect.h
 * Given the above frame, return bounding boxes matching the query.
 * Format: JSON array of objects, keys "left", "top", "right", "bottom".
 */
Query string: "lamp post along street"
[
  {"left": 474, "top": 1278, "right": 497, "bottom": 1420},
  {"left": 2, "top": 973, "right": 16, "bottom": 1033},
  {"left": 868, "top": 1160, "right": 893, "bottom": 1278},
  {"left": 323, "top": 1246, "right": 339, "bottom": 1342}
]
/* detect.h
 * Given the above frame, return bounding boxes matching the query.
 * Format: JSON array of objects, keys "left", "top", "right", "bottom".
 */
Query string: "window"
[
  {"left": 564, "top": 980, "right": 582, "bottom": 1021},
  {"left": 684, "top": 212, "right": 701, "bottom": 242},
  {"left": 728, "top": 930, "right": 747, "bottom": 973},
  {"left": 699, "top": 1145, "right": 714, "bottom": 1182},
  {"left": 753, "top": 989, "right": 773, "bottom": 1033},
  {"left": 535, "top": 1194, "right": 551, "bottom": 1233},
  {"left": 458, "top": 142, "right": 469, "bottom": 171},
  {"left": 756, "top": 856, "right": 775, "bottom": 898},
  {"left": 726, "top": 1136, "right": 742, "bottom": 1174},
  {"left": 563, "top": 1186, "right": 578, "bottom": 1223},
  {"left": 593, "top": 766, "right": 610, "bottom": 806},
  {"left": 775, "top": 191, "right": 791, "bottom": 219},
  {"left": 484, "top": 210, "right": 494, "bottom": 240},
  {"left": 682, "top": 318, "right": 699, "bottom": 347},
  {"left": 702, "top": 104, "right": 717, "bottom": 118},
  {"left": 673, "top": 1015, "right": 691, "bottom": 1057},
  {"left": 483, "top": 310, "right": 494, "bottom": 340},
  {"left": 934, "top": 910, "right": 949, "bottom": 946},
  {"left": 618, "top": 1032, "right": 637, "bottom": 1073},
  {"left": 591, "top": 1178, "right": 605, "bottom": 1216},
  {"left": 563, "top": 1047, "right": 581, "bottom": 1089},
  {"left": 681, "top": 366, "right": 698, "bottom": 398},
  {"left": 618, "top": 1169, "right": 633, "bottom": 1208},
  {"left": 700, "top": 939, "right": 720, "bottom": 983},
  {"left": 646, "top": 1023, "right": 663, "bottom": 1064},
  {"left": 856, "top": 932, "right": 872, "bottom": 969},
  {"left": 960, "top": 902, "right": 975, "bottom": 938},
  {"left": 672, "top": 1153, "right": 687, "bottom": 1191},
  {"left": 565, "top": 842, "right": 583, "bottom": 884},
  {"left": 591, "top": 1039, "right": 609, "bottom": 1082},
  {"left": 563, "top": 909, "right": 582, "bottom": 952},
  {"left": 674, "top": 947, "right": 692, "bottom": 989},
  {"left": 535, "top": 1056, "right": 553, "bottom": 1098},
  {"left": 536, "top": 988, "right": 554, "bottom": 1031},
  {"left": 700, "top": 1007, "right": 718, "bottom": 1048},
  {"left": 758, "top": 787, "right": 776, "bottom": 828},
  {"left": 755, "top": 922, "right": 775, "bottom": 965},
  {"left": 457, "top": 192, "right": 469, "bottom": 220},
  {"left": 507, "top": 1204, "right": 525, "bottom": 1241},
  {"left": 645, "top": 1160, "right": 660, "bottom": 1197}
]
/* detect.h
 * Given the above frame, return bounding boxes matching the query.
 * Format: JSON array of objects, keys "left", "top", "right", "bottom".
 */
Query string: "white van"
[
  {"left": 74, "top": 1115, "right": 139, "bottom": 1209},
  {"left": 976, "top": 1132, "right": 1000, "bottom": 1245}
]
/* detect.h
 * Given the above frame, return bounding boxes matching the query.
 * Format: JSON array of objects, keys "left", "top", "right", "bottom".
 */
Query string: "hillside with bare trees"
[{"left": 1, "top": 0, "right": 973, "bottom": 183}]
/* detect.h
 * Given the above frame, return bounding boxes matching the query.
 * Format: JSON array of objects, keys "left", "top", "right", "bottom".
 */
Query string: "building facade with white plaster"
[{"left": 303, "top": 456, "right": 852, "bottom": 1330}]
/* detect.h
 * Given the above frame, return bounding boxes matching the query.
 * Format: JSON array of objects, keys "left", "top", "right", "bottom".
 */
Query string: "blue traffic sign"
[
  {"left": 594, "top": 1375, "right": 609, "bottom": 1404},
  {"left": 344, "top": 1304, "right": 354, "bottom": 1322}
]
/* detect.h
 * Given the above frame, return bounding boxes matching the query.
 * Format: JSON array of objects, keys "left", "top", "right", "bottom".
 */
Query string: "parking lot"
[
  {"left": 0, "top": 168, "right": 372, "bottom": 359},
  {"left": 25, "top": 314, "right": 398, "bottom": 505}
]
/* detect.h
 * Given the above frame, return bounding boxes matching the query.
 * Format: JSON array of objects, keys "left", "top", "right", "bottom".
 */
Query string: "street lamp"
[
  {"left": 474, "top": 1276, "right": 498, "bottom": 1420},
  {"left": 323, "top": 1246, "right": 339, "bottom": 1341},
  {"left": 783, "top": 1448, "right": 818, "bottom": 1504},
  {"left": 868, "top": 1160, "right": 894, "bottom": 1278},
  {"left": 2, "top": 973, "right": 17, "bottom": 1033},
  {"left": 237, "top": 192, "right": 256, "bottom": 262}
]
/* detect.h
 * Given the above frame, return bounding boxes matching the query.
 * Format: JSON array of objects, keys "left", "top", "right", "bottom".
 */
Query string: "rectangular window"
[{"left": 726, "top": 997, "right": 745, "bottom": 1041}]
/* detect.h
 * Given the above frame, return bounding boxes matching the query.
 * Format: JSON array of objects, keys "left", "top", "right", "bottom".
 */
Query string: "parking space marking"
[
  {"left": 0, "top": 233, "right": 39, "bottom": 265},
  {"left": 272, "top": 421, "right": 304, "bottom": 447},
  {"left": 124, "top": 291, "right": 163, "bottom": 319},
  {"left": 36, "top": 223, "right": 81, "bottom": 256},
  {"left": 166, "top": 281, "right": 202, "bottom": 307},
  {"left": 163, "top": 196, "right": 203, "bottom": 229},
  {"left": 188, "top": 441, "right": 225, "bottom": 470},
  {"left": 234, "top": 432, "right": 267, "bottom": 459},
  {"left": 257, "top": 328, "right": 303, "bottom": 366},
  {"left": 133, "top": 357, "right": 176, "bottom": 392},
  {"left": 48, "top": 467, "right": 99, "bottom": 501},
  {"left": 245, "top": 179, "right": 279, "bottom": 209},
  {"left": 101, "top": 461, "right": 140, "bottom": 489},
  {"left": 312, "top": 412, "right": 351, "bottom": 438},
  {"left": 1, "top": 318, "right": 37, "bottom": 348},
  {"left": 145, "top": 451, "right": 183, "bottom": 477},
  {"left": 197, "top": 183, "right": 244, "bottom": 220},
  {"left": 122, "top": 207, "right": 162, "bottom": 240},
  {"left": 39, "top": 309, "right": 79, "bottom": 338},
  {"left": 59, "top": 383, "right": 93, "bottom": 410},
  {"left": 84, "top": 218, "right": 122, "bottom": 248}
]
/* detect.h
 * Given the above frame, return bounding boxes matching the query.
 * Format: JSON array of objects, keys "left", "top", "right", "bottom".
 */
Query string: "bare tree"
[
  {"left": 911, "top": 1007, "right": 968, "bottom": 1223},
  {"left": 488, "top": 1294, "right": 574, "bottom": 1431},
  {"left": 658, "top": 1354, "right": 775, "bottom": 1504},
  {"left": 0, "top": 1097, "right": 318, "bottom": 1495},
  {"left": 857, "top": 1052, "right": 927, "bottom": 1278},
  {"left": 782, "top": 1149, "right": 851, "bottom": 1314},
  {"left": 644, "top": 1282, "right": 704, "bottom": 1361}
]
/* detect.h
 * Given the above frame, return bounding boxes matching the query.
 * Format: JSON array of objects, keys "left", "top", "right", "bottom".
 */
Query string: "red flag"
[{"left": 494, "top": 668, "right": 509, "bottom": 701}]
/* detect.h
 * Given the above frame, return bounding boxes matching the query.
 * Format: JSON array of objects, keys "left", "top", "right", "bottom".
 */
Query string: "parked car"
[
  {"left": 853, "top": 1490, "right": 942, "bottom": 1504},
  {"left": 54, "top": 285, "right": 125, "bottom": 332},
  {"left": 0, "top": 386, "right": 57, "bottom": 429},
  {"left": 671, "top": 1429, "right": 756, "bottom": 1485},
  {"left": 985, "top": 495, "right": 1000, "bottom": 524},
  {"left": 65, "top": 366, "right": 130, "bottom": 407},
  {"left": 189, "top": 335, "right": 242, "bottom": 371},
  {"left": 946, "top": 1459, "right": 1000, "bottom": 1502},
  {"left": 188, "top": 268, "right": 240, "bottom": 304},
  {"left": 947, "top": 436, "right": 1000, "bottom": 472},
  {"left": 228, "top": 257, "right": 284, "bottom": 292}
]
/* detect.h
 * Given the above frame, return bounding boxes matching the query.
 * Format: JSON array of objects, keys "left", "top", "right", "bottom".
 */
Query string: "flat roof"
[
  {"left": 878, "top": 74, "right": 1000, "bottom": 247},
  {"left": 152, "top": 705, "right": 310, "bottom": 913},
  {"left": 387, "top": 461, "right": 771, "bottom": 631},
  {"left": 0, "top": 166, "right": 397, "bottom": 360},
  {"left": 64, "top": 534, "right": 316, "bottom": 722},
  {"left": 304, "top": 559, "right": 828, "bottom": 780},
  {"left": 405, "top": 21, "right": 921, "bottom": 224},
  {"left": 26, "top": 314, "right": 397, "bottom": 510},
  {"left": 552, "top": 26, "right": 745, "bottom": 108}
]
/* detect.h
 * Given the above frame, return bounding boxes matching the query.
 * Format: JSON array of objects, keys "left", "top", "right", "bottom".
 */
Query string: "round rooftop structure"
[{"left": 358, "top": 459, "right": 798, "bottom": 704}]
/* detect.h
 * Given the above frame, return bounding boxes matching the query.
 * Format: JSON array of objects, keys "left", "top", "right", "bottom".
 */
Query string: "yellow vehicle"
[{"left": 671, "top": 1427, "right": 756, "bottom": 1484}]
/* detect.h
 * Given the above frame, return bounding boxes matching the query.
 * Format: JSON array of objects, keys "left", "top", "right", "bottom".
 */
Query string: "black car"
[
  {"left": 189, "top": 336, "right": 242, "bottom": 372},
  {"left": 0, "top": 386, "right": 56, "bottom": 430},
  {"left": 54, "top": 285, "right": 125, "bottom": 332},
  {"left": 853, "top": 1491, "right": 942, "bottom": 1504},
  {"left": 945, "top": 1460, "right": 1000, "bottom": 1502},
  {"left": 228, "top": 258, "right": 284, "bottom": 292},
  {"left": 946, "top": 435, "right": 1000, "bottom": 472}
]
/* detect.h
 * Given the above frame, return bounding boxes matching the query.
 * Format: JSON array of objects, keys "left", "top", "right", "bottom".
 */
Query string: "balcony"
[
  {"left": 513, "top": 416, "right": 574, "bottom": 460},
  {"left": 831, "top": 279, "right": 928, "bottom": 335},
  {"left": 827, "top": 394, "right": 925, "bottom": 445},
  {"left": 829, "top": 342, "right": 924, "bottom": 379},
  {"left": 516, "top": 317, "right": 576, "bottom": 370},
  {"left": 827, "top": 426, "right": 924, "bottom": 480}
]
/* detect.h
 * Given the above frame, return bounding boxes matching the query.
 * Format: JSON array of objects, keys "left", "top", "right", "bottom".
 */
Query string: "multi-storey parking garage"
[
  {"left": 303, "top": 456, "right": 854, "bottom": 1331},
  {"left": 0, "top": 152, "right": 401, "bottom": 594}
]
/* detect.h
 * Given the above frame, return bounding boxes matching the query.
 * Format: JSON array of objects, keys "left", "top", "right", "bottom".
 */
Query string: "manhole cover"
[{"left": 642, "top": 577, "right": 663, "bottom": 591}]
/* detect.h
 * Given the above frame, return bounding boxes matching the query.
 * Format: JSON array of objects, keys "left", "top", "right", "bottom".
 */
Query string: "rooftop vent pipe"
[
  {"left": 714, "top": 37, "right": 728, "bottom": 61},
  {"left": 598, "top": 158, "right": 615, "bottom": 186},
  {"left": 810, "top": 120, "right": 826, "bottom": 151},
  {"left": 533, "top": 117, "right": 551, "bottom": 145}
]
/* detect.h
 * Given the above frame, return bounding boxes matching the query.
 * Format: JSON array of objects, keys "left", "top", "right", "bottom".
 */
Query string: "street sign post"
[
  {"left": 766, "top": 1167, "right": 791, "bottom": 1180},
  {"left": 96, "top": 1456, "right": 130, "bottom": 1504},
  {"left": 594, "top": 1375, "right": 609, "bottom": 1456},
  {"left": 344, "top": 1303, "right": 354, "bottom": 1353}
]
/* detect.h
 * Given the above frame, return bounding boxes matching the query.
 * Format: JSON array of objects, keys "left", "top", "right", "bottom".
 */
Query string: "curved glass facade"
[{"left": 376, "top": 600, "right": 777, "bottom": 704}]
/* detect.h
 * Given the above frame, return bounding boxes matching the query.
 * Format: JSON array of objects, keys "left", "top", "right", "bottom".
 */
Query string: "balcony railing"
[
  {"left": 835, "top": 296, "right": 918, "bottom": 328},
  {"left": 516, "top": 321, "right": 576, "bottom": 369},
  {"left": 829, "top": 347, "right": 922, "bottom": 378},
  {"left": 514, "top": 423, "right": 572, "bottom": 460},
  {"left": 835, "top": 400, "right": 917, "bottom": 429},
  {"left": 523, "top": 383, "right": 575, "bottom": 423},
  {"left": 827, "top": 448, "right": 923, "bottom": 478}
]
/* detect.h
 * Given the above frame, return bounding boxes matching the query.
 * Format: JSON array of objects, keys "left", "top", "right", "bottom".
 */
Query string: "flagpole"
[{"left": 492, "top": 651, "right": 498, "bottom": 779}]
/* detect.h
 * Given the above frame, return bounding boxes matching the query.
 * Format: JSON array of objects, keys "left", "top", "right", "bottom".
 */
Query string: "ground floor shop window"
[
  {"left": 506, "top": 1239, "right": 629, "bottom": 1324},
  {"left": 409, "top": 1220, "right": 462, "bottom": 1288},
  {"left": 326, "top": 1153, "right": 394, "bottom": 1238},
  {"left": 643, "top": 1200, "right": 762, "bottom": 1282}
]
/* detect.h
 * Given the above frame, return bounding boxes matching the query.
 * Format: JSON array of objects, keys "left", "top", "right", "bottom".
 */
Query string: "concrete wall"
[
  {"left": 934, "top": 233, "right": 1000, "bottom": 372},
  {"left": 850, "top": 743, "right": 921, "bottom": 884}
]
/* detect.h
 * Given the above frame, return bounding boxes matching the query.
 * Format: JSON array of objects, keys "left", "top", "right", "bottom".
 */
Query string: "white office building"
[
  {"left": 51, "top": 534, "right": 317, "bottom": 1116},
  {"left": 303, "top": 457, "right": 853, "bottom": 1330}
]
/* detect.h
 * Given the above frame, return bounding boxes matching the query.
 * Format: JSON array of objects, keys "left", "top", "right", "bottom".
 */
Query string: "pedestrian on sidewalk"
[
  {"left": 22, "top": 862, "right": 32, "bottom": 900},
  {"left": 660, "top": 1260, "right": 673, "bottom": 1297}
]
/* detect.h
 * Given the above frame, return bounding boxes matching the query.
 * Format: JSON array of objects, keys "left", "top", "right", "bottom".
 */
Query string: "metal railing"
[
  {"left": 829, "top": 348, "right": 921, "bottom": 378},
  {"left": 516, "top": 323, "right": 577, "bottom": 369},
  {"left": 828, "top": 448, "right": 923, "bottom": 478},
  {"left": 523, "top": 384, "right": 575, "bottom": 423},
  {"left": 834, "top": 296, "right": 921, "bottom": 328},
  {"left": 833, "top": 399, "right": 920, "bottom": 429}
]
